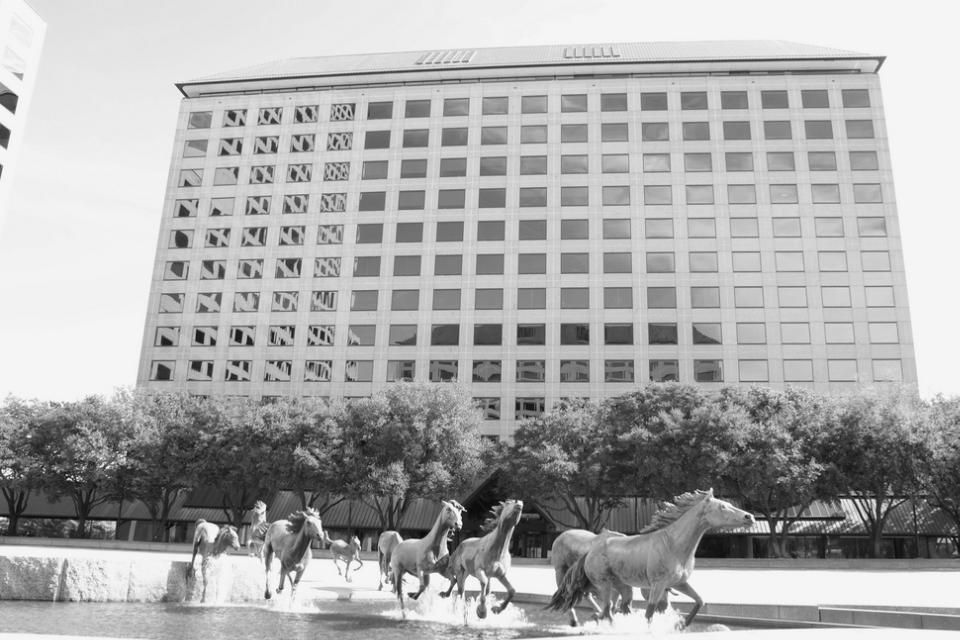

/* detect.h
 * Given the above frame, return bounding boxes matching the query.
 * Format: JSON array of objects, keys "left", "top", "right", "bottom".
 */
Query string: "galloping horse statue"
[
  {"left": 439, "top": 499, "right": 523, "bottom": 619},
  {"left": 549, "top": 528, "right": 625, "bottom": 626},
  {"left": 377, "top": 530, "right": 402, "bottom": 590},
  {"left": 328, "top": 534, "right": 364, "bottom": 582},
  {"left": 390, "top": 500, "right": 464, "bottom": 616},
  {"left": 262, "top": 508, "right": 325, "bottom": 601},
  {"left": 185, "top": 520, "right": 241, "bottom": 603},
  {"left": 247, "top": 500, "right": 269, "bottom": 557},
  {"left": 548, "top": 489, "right": 754, "bottom": 629}
]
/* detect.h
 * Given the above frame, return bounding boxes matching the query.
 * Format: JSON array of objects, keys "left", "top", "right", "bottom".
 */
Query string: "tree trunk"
[
  {"left": 6, "top": 513, "right": 20, "bottom": 536},
  {"left": 2, "top": 489, "right": 29, "bottom": 536}
]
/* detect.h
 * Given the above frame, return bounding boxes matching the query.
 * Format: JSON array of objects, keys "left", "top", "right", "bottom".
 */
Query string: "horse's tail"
[
  {"left": 433, "top": 553, "right": 451, "bottom": 578},
  {"left": 546, "top": 555, "right": 590, "bottom": 612}
]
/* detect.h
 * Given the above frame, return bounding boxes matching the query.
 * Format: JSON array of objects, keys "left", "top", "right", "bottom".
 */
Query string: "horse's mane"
[
  {"left": 252, "top": 500, "right": 266, "bottom": 511},
  {"left": 639, "top": 490, "right": 711, "bottom": 533},
  {"left": 286, "top": 508, "right": 320, "bottom": 534},
  {"left": 480, "top": 502, "right": 505, "bottom": 533}
]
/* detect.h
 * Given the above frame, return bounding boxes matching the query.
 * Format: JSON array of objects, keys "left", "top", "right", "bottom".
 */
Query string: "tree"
[
  {"left": 718, "top": 386, "right": 837, "bottom": 557},
  {"left": 30, "top": 395, "right": 130, "bottom": 538},
  {"left": 503, "top": 400, "right": 625, "bottom": 531},
  {"left": 342, "top": 383, "right": 484, "bottom": 530},
  {"left": 923, "top": 395, "right": 960, "bottom": 548},
  {"left": 825, "top": 386, "right": 932, "bottom": 558},
  {"left": 125, "top": 390, "right": 203, "bottom": 541},
  {"left": 0, "top": 396, "right": 47, "bottom": 536}
]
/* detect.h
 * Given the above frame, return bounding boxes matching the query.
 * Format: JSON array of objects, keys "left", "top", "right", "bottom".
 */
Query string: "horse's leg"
[
  {"left": 277, "top": 567, "right": 287, "bottom": 595},
  {"left": 291, "top": 567, "right": 305, "bottom": 600},
  {"left": 345, "top": 558, "right": 353, "bottom": 583},
  {"left": 186, "top": 538, "right": 200, "bottom": 580},
  {"left": 200, "top": 557, "right": 209, "bottom": 603},
  {"left": 644, "top": 584, "right": 668, "bottom": 623},
  {"left": 490, "top": 572, "right": 516, "bottom": 614},
  {"left": 598, "top": 583, "right": 617, "bottom": 624},
  {"left": 671, "top": 581, "right": 704, "bottom": 629},
  {"left": 475, "top": 568, "right": 489, "bottom": 619},
  {"left": 263, "top": 543, "right": 273, "bottom": 600},
  {"left": 616, "top": 584, "right": 634, "bottom": 615},
  {"left": 409, "top": 570, "right": 429, "bottom": 600},
  {"left": 333, "top": 553, "right": 343, "bottom": 576}
]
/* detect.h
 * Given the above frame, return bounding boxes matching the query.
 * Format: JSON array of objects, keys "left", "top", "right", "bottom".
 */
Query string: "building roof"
[{"left": 178, "top": 40, "right": 883, "bottom": 97}]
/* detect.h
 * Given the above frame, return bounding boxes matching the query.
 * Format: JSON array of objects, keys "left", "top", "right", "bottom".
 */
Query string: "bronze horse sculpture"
[
  {"left": 549, "top": 528, "right": 626, "bottom": 626},
  {"left": 328, "top": 534, "right": 364, "bottom": 582},
  {"left": 390, "top": 499, "right": 464, "bottom": 617},
  {"left": 246, "top": 500, "right": 269, "bottom": 557},
  {"left": 185, "top": 520, "right": 241, "bottom": 603},
  {"left": 549, "top": 489, "right": 754, "bottom": 629},
  {"left": 377, "top": 530, "right": 402, "bottom": 591},
  {"left": 262, "top": 508, "right": 325, "bottom": 600},
  {"left": 439, "top": 499, "right": 523, "bottom": 619}
]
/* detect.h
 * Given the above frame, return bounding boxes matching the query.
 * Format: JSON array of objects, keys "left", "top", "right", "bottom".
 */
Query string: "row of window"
[
  {"left": 149, "top": 356, "right": 902, "bottom": 385},
  {"left": 175, "top": 182, "right": 884, "bottom": 209},
  {"left": 163, "top": 249, "right": 894, "bottom": 282},
  {"left": 186, "top": 90, "right": 872, "bottom": 129},
  {"left": 190, "top": 118, "right": 876, "bottom": 159},
  {"left": 157, "top": 285, "right": 898, "bottom": 314},
  {"left": 154, "top": 320, "right": 900, "bottom": 349},
  {"left": 168, "top": 216, "right": 888, "bottom": 249}
]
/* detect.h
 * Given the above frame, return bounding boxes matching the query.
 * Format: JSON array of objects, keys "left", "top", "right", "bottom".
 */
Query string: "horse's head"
[
  {"left": 251, "top": 500, "right": 267, "bottom": 516},
  {"left": 701, "top": 489, "right": 755, "bottom": 530},
  {"left": 440, "top": 500, "right": 464, "bottom": 531},
  {"left": 351, "top": 535, "right": 362, "bottom": 552},
  {"left": 288, "top": 508, "right": 325, "bottom": 542},
  {"left": 219, "top": 525, "right": 241, "bottom": 550},
  {"left": 500, "top": 499, "right": 524, "bottom": 528}
]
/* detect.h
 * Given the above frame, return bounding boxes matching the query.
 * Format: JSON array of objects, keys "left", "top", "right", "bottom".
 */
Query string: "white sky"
[{"left": 1, "top": 0, "right": 956, "bottom": 401}]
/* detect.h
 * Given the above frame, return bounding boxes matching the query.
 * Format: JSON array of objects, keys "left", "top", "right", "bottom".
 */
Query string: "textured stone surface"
[{"left": 0, "top": 556, "right": 64, "bottom": 601}]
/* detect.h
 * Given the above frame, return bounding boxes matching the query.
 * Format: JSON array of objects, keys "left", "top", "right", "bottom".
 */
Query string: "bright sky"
[{"left": 1, "top": 0, "right": 956, "bottom": 401}]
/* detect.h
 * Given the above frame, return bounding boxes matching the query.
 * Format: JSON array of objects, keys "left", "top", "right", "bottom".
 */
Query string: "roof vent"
[
  {"left": 563, "top": 45, "right": 621, "bottom": 59},
  {"left": 415, "top": 50, "right": 477, "bottom": 65}
]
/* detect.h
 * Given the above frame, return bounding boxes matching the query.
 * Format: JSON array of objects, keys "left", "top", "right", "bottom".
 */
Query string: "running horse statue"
[
  {"left": 439, "top": 499, "right": 523, "bottom": 619},
  {"left": 247, "top": 500, "right": 269, "bottom": 557},
  {"left": 390, "top": 499, "right": 464, "bottom": 617},
  {"left": 262, "top": 508, "right": 325, "bottom": 600},
  {"left": 549, "top": 528, "right": 625, "bottom": 626},
  {"left": 185, "top": 520, "right": 241, "bottom": 603},
  {"left": 328, "top": 534, "right": 364, "bottom": 582},
  {"left": 377, "top": 530, "right": 402, "bottom": 591},
  {"left": 548, "top": 489, "right": 755, "bottom": 629}
]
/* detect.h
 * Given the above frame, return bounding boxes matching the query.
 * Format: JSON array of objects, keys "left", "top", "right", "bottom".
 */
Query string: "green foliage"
[
  {"left": 923, "top": 395, "right": 960, "bottom": 540},
  {"left": 0, "top": 396, "right": 48, "bottom": 535}
]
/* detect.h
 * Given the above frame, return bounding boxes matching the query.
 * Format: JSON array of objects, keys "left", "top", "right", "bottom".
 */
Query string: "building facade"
[
  {"left": 137, "top": 41, "right": 916, "bottom": 440},
  {"left": 0, "top": 0, "right": 45, "bottom": 226}
]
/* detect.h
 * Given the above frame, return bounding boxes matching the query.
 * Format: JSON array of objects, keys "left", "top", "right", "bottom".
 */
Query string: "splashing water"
[{"left": 383, "top": 589, "right": 534, "bottom": 629}]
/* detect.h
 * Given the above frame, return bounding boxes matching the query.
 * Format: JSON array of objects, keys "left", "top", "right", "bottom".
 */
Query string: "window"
[
  {"left": 641, "top": 92, "right": 667, "bottom": 110},
  {"left": 443, "top": 98, "right": 469, "bottom": 116},
  {"left": 518, "top": 253, "right": 546, "bottom": 274},
  {"left": 812, "top": 184, "right": 841, "bottom": 204},
  {"left": 646, "top": 252, "right": 674, "bottom": 273},
  {"left": 650, "top": 360, "right": 679, "bottom": 382},
  {"left": 560, "top": 288, "right": 588, "bottom": 309},
  {"left": 400, "top": 159, "right": 427, "bottom": 178},
  {"left": 648, "top": 322, "right": 677, "bottom": 345},
  {"left": 866, "top": 286, "right": 895, "bottom": 307},
  {"left": 733, "top": 252, "right": 761, "bottom": 272},
  {"left": 218, "top": 138, "right": 242, "bottom": 156},
  {"left": 355, "top": 223, "right": 383, "bottom": 244},
  {"left": 812, "top": 217, "right": 843, "bottom": 237},
  {"left": 726, "top": 152, "right": 754, "bottom": 171},
  {"left": 647, "top": 287, "right": 677, "bottom": 309},
  {"left": 479, "top": 188, "right": 506, "bottom": 208},
  {"left": 783, "top": 360, "right": 813, "bottom": 382},
  {"left": 518, "top": 288, "right": 546, "bottom": 309},
  {"left": 857, "top": 217, "right": 887, "bottom": 237},
  {"left": 862, "top": 251, "right": 891, "bottom": 271},
  {"left": 646, "top": 219, "right": 673, "bottom": 238},
  {"left": 150, "top": 361, "right": 174, "bottom": 381},
  {"left": 405, "top": 99, "right": 430, "bottom": 118},
  {"left": 850, "top": 151, "right": 879, "bottom": 170},
  {"left": 693, "top": 323, "right": 721, "bottom": 345},
  {"left": 772, "top": 218, "right": 801, "bottom": 237},
  {"left": 775, "top": 251, "right": 804, "bottom": 272},
  {"left": 601, "top": 123, "right": 629, "bottom": 142},
  {"left": 739, "top": 360, "right": 769, "bottom": 382},
  {"left": 434, "top": 221, "right": 462, "bottom": 242},
  {"left": 210, "top": 198, "right": 234, "bottom": 216},
  {"left": 438, "top": 189, "right": 465, "bottom": 209},
  {"left": 845, "top": 120, "right": 875, "bottom": 139},
  {"left": 480, "top": 126, "right": 506, "bottom": 144},
  {"left": 604, "top": 287, "right": 633, "bottom": 309},
  {"left": 304, "top": 360, "right": 332, "bottom": 382},
  {"left": 686, "top": 185, "right": 714, "bottom": 205},
  {"left": 823, "top": 323, "right": 855, "bottom": 344},
  {"left": 433, "top": 289, "right": 461, "bottom": 310},
  {"left": 601, "top": 93, "right": 627, "bottom": 111},
  {"left": 822, "top": 286, "right": 852, "bottom": 307},
  {"left": 730, "top": 218, "right": 758, "bottom": 237},
  {"left": 778, "top": 286, "right": 807, "bottom": 307},
  {"left": 603, "top": 219, "right": 631, "bottom": 239},
  {"left": 188, "top": 361, "right": 215, "bottom": 381},
  {"left": 195, "top": 292, "right": 221, "bottom": 313},
  {"left": 781, "top": 323, "right": 811, "bottom": 344},
  {"left": 313, "top": 257, "right": 340, "bottom": 277},
  {"left": 272, "top": 291, "right": 298, "bottom": 312},
  {"left": 602, "top": 186, "right": 630, "bottom": 206},
  {"left": 269, "top": 325, "right": 297, "bottom": 347},
  {"left": 842, "top": 89, "right": 870, "bottom": 108},
  {"left": 154, "top": 326, "right": 179, "bottom": 347},
  {"left": 364, "top": 130, "right": 391, "bottom": 149},
  {"left": 518, "top": 220, "right": 546, "bottom": 241},
  {"left": 689, "top": 252, "right": 718, "bottom": 272},
  {"left": 482, "top": 96, "right": 509, "bottom": 115},
  {"left": 770, "top": 184, "right": 799, "bottom": 204},
  {"left": 389, "top": 325, "right": 417, "bottom": 346},
  {"left": 183, "top": 139, "right": 207, "bottom": 157},
  {"left": 521, "top": 125, "right": 547, "bottom": 144},
  {"left": 802, "top": 89, "right": 830, "bottom": 108},
  {"left": 430, "top": 324, "right": 459, "bottom": 346},
  {"left": 345, "top": 360, "right": 374, "bottom": 382},
  {"left": 277, "top": 225, "right": 304, "bottom": 246},
  {"left": 397, "top": 190, "right": 425, "bottom": 211},
  {"left": 311, "top": 290, "right": 337, "bottom": 312},
  {"left": 327, "top": 132, "right": 352, "bottom": 151},
  {"left": 395, "top": 222, "right": 422, "bottom": 243},
  {"left": 818, "top": 252, "right": 848, "bottom": 272},
  {"left": 603, "top": 154, "right": 629, "bottom": 173},
  {"left": 561, "top": 361, "right": 591, "bottom": 383},
  {"left": 318, "top": 193, "right": 346, "bottom": 212},
  {"left": 808, "top": 151, "right": 837, "bottom": 171},
  {"left": 438, "top": 157, "right": 467, "bottom": 178},
  {"left": 641, "top": 122, "right": 669, "bottom": 141},
  {"left": 603, "top": 252, "right": 631, "bottom": 273},
  {"left": 393, "top": 255, "right": 421, "bottom": 276},
  {"left": 521, "top": 95, "right": 547, "bottom": 113},
  {"left": 223, "top": 109, "right": 246, "bottom": 127},
  {"left": 804, "top": 120, "right": 833, "bottom": 139},
  {"left": 249, "top": 165, "right": 275, "bottom": 184},
  {"left": 560, "top": 323, "right": 589, "bottom": 345},
  {"left": 723, "top": 121, "right": 751, "bottom": 140},
  {"left": 233, "top": 292, "right": 259, "bottom": 312},
  {"left": 477, "top": 398, "right": 501, "bottom": 421},
  {"left": 869, "top": 322, "right": 899, "bottom": 344},
  {"left": 561, "top": 124, "right": 588, "bottom": 142},
  {"left": 733, "top": 287, "right": 762, "bottom": 308},
  {"left": 828, "top": 360, "right": 858, "bottom": 382},
  {"left": 200, "top": 259, "right": 226, "bottom": 279},
  {"left": 737, "top": 323, "right": 766, "bottom": 344},
  {"left": 163, "top": 261, "right": 188, "bottom": 280},
  {"left": 317, "top": 225, "right": 344, "bottom": 244},
  {"left": 402, "top": 129, "right": 429, "bottom": 148},
  {"left": 515, "top": 398, "right": 546, "bottom": 420},
  {"left": 561, "top": 94, "right": 587, "bottom": 112},
  {"left": 517, "top": 360, "right": 546, "bottom": 382},
  {"left": 560, "top": 154, "right": 588, "bottom": 174},
  {"left": 873, "top": 360, "right": 903, "bottom": 382},
  {"left": 367, "top": 101, "right": 393, "bottom": 119},
  {"left": 767, "top": 152, "right": 795, "bottom": 171},
  {"left": 170, "top": 230, "right": 193, "bottom": 248},
  {"left": 472, "top": 360, "right": 501, "bottom": 382},
  {"left": 644, "top": 185, "right": 672, "bottom": 205},
  {"left": 684, "top": 153, "right": 711, "bottom": 172},
  {"left": 520, "top": 187, "right": 547, "bottom": 207},
  {"left": 854, "top": 184, "right": 883, "bottom": 203},
  {"left": 517, "top": 324, "right": 545, "bottom": 345},
  {"left": 359, "top": 192, "right": 386, "bottom": 211},
  {"left": 728, "top": 185, "right": 757, "bottom": 204},
  {"left": 290, "top": 134, "right": 315, "bottom": 153},
  {"left": 351, "top": 290, "right": 378, "bottom": 311},
  {"left": 387, "top": 361, "right": 416, "bottom": 382},
  {"left": 480, "top": 156, "right": 507, "bottom": 176},
  {"left": 721, "top": 91, "right": 748, "bottom": 109},
  {"left": 764, "top": 121, "right": 792, "bottom": 140},
  {"left": 229, "top": 326, "right": 255, "bottom": 346},
  {"left": 682, "top": 122, "right": 709, "bottom": 141},
  {"left": 188, "top": 111, "right": 212, "bottom": 128},
  {"left": 477, "top": 220, "right": 505, "bottom": 242},
  {"left": 475, "top": 288, "right": 503, "bottom": 309},
  {"left": 472, "top": 324, "right": 501, "bottom": 346},
  {"left": 213, "top": 167, "right": 238, "bottom": 186},
  {"left": 237, "top": 259, "right": 263, "bottom": 279},
  {"left": 476, "top": 254, "right": 504, "bottom": 275},
  {"left": 561, "top": 219, "right": 589, "bottom": 240},
  {"left": 605, "top": 323, "right": 633, "bottom": 345},
  {"left": 694, "top": 360, "right": 723, "bottom": 382},
  {"left": 521, "top": 155, "right": 548, "bottom": 175}
]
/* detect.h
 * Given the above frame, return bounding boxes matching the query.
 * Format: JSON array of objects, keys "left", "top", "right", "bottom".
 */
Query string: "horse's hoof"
[
  {"left": 264, "top": 592, "right": 272, "bottom": 600},
  {"left": 408, "top": 592, "right": 419, "bottom": 600},
  {"left": 492, "top": 604, "right": 505, "bottom": 615},
  {"left": 438, "top": 592, "right": 449, "bottom": 599},
  {"left": 476, "top": 606, "right": 487, "bottom": 619}
]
